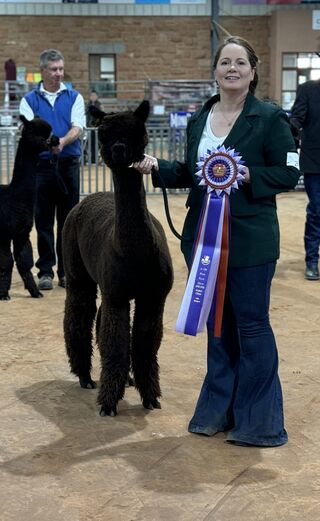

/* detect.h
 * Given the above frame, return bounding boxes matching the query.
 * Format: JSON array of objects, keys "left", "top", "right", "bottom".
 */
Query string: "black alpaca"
[
  {"left": 0, "top": 117, "right": 59, "bottom": 300},
  {"left": 62, "top": 100, "right": 174, "bottom": 416}
]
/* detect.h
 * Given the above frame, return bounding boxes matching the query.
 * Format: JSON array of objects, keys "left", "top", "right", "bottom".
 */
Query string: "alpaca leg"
[
  {"left": 97, "top": 301, "right": 131, "bottom": 417},
  {"left": 13, "top": 235, "right": 42, "bottom": 298},
  {"left": 96, "top": 304, "right": 134, "bottom": 389},
  {"left": 131, "top": 298, "right": 166, "bottom": 410},
  {"left": 64, "top": 274, "right": 97, "bottom": 389},
  {"left": 0, "top": 242, "right": 14, "bottom": 300}
]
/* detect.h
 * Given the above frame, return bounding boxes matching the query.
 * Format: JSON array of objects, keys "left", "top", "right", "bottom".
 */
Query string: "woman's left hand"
[{"left": 242, "top": 166, "right": 251, "bottom": 183}]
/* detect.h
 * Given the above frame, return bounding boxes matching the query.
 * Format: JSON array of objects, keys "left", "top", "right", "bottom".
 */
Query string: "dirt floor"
[{"left": 1, "top": 190, "right": 320, "bottom": 521}]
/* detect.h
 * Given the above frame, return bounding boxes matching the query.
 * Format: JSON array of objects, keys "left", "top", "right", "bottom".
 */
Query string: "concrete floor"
[{"left": 1, "top": 191, "right": 320, "bottom": 521}]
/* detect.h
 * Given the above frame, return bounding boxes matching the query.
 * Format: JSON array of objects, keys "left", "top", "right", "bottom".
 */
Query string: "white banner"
[{"left": 312, "top": 10, "right": 320, "bottom": 30}]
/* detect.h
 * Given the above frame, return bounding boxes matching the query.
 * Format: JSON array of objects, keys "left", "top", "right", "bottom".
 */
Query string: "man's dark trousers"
[
  {"left": 304, "top": 173, "right": 320, "bottom": 266},
  {"left": 35, "top": 157, "right": 80, "bottom": 280}
]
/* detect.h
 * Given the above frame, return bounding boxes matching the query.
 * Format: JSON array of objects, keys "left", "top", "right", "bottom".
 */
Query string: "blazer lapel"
[
  {"left": 224, "top": 93, "right": 259, "bottom": 149},
  {"left": 223, "top": 113, "right": 252, "bottom": 149}
]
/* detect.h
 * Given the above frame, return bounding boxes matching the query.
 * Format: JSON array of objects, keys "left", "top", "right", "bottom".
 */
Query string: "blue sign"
[{"left": 170, "top": 111, "right": 192, "bottom": 129}]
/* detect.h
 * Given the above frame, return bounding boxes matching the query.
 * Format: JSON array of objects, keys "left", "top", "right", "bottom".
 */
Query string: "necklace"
[{"left": 212, "top": 102, "right": 243, "bottom": 127}]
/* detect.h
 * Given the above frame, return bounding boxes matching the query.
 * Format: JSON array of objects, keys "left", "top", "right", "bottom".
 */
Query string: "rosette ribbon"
[{"left": 176, "top": 145, "right": 245, "bottom": 337}]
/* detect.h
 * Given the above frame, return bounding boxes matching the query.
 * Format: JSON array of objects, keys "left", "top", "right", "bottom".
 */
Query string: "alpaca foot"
[
  {"left": 142, "top": 398, "right": 161, "bottom": 410},
  {"left": 22, "top": 272, "right": 44, "bottom": 297},
  {"left": 30, "top": 289, "right": 43, "bottom": 298},
  {"left": 79, "top": 376, "right": 97, "bottom": 389},
  {"left": 100, "top": 405, "right": 117, "bottom": 417},
  {"left": 0, "top": 294, "right": 10, "bottom": 301}
]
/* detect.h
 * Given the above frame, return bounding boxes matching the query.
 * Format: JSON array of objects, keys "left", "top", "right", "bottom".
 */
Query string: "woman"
[{"left": 135, "top": 36, "right": 300, "bottom": 446}]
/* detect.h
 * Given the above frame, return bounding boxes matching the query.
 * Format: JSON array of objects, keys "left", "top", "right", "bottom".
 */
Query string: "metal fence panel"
[
  {"left": 0, "top": 125, "right": 187, "bottom": 195},
  {"left": 0, "top": 125, "right": 304, "bottom": 193}
]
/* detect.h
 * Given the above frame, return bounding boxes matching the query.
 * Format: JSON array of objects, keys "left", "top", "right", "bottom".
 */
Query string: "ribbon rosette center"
[{"left": 212, "top": 163, "right": 226, "bottom": 178}]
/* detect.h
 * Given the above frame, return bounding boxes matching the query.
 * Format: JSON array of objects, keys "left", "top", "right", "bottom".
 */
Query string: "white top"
[
  {"left": 19, "top": 82, "right": 85, "bottom": 129},
  {"left": 197, "top": 107, "right": 227, "bottom": 159}
]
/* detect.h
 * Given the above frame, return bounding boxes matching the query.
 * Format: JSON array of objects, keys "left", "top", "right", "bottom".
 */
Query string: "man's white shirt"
[{"left": 19, "top": 82, "right": 85, "bottom": 129}]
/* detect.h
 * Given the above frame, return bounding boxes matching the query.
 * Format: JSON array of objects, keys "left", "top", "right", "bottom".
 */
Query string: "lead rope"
[{"left": 156, "top": 170, "right": 197, "bottom": 242}]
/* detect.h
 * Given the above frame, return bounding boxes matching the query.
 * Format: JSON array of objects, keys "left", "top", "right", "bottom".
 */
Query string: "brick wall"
[{"left": 0, "top": 15, "right": 270, "bottom": 101}]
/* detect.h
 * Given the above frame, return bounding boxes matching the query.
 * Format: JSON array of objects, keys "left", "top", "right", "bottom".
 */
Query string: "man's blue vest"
[{"left": 25, "top": 86, "right": 81, "bottom": 158}]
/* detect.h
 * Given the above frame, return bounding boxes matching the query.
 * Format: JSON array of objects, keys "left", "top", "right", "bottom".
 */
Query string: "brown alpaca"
[{"left": 62, "top": 101, "right": 174, "bottom": 416}]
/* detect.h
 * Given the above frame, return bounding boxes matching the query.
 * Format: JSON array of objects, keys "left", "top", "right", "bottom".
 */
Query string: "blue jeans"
[
  {"left": 188, "top": 261, "right": 288, "bottom": 447},
  {"left": 304, "top": 174, "right": 320, "bottom": 266},
  {"left": 35, "top": 157, "right": 80, "bottom": 279}
]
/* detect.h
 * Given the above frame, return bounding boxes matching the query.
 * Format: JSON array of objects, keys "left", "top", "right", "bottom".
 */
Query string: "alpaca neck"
[
  {"left": 113, "top": 168, "right": 154, "bottom": 254},
  {"left": 10, "top": 139, "right": 39, "bottom": 204}
]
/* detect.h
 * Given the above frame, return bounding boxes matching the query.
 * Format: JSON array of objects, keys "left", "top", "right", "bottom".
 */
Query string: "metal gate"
[
  {"left": 0, "top": 125, "right": 304, "bottom": 192},
  {"left": 0, "top": 125, "right": 187, "bottom": 195}
]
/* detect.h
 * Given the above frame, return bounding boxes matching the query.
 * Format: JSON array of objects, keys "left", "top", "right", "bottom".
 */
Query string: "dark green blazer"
[{"left": 153, "top": 93, "right": 300, "bottom": 267}]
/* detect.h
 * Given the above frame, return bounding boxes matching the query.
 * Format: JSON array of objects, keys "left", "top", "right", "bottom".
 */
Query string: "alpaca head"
[
  {"left": 19, "top": 115, "right": 55, "bottom": 153},
  {"left": 89, "top": 101, "right": 149, "bottom": 171}
]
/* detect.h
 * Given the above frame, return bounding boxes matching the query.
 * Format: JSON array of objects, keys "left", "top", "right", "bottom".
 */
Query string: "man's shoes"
[
  {"left": 38, "top": 275, "right": 53, "bottom": 290},
  {"left": 304, "top": 264, "right": 319, "bottom": 281},
  {"left": 58, "top": 276, "right": 66, "bottom": 288}
]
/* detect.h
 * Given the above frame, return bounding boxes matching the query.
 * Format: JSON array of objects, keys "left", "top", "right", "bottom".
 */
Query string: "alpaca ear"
[
  {"left": 134, "top": 100, "right": 150, "bottom": 123},
  {"left": 88, "top": 105, "right": 106, "bottom": 126}
]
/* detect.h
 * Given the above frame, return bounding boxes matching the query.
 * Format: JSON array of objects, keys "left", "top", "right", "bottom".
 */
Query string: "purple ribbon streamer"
[{"left": 176, "top": 193, "right": 225, "bottom": 336}]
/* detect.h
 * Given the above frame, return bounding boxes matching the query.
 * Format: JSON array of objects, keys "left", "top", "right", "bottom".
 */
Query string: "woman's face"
[{"left": 214, "top": 43, "right": 255, "bottom": 96}]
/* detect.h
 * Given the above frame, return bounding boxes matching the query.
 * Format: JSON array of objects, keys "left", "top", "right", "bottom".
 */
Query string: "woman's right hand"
[{"left": 133, "top": 154, "right": 158, "bottom": 175}]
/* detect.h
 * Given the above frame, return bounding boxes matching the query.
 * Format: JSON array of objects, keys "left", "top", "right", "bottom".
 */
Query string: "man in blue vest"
[{"left": 20, "top": 49, "right": 85, "bottom": 290}]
